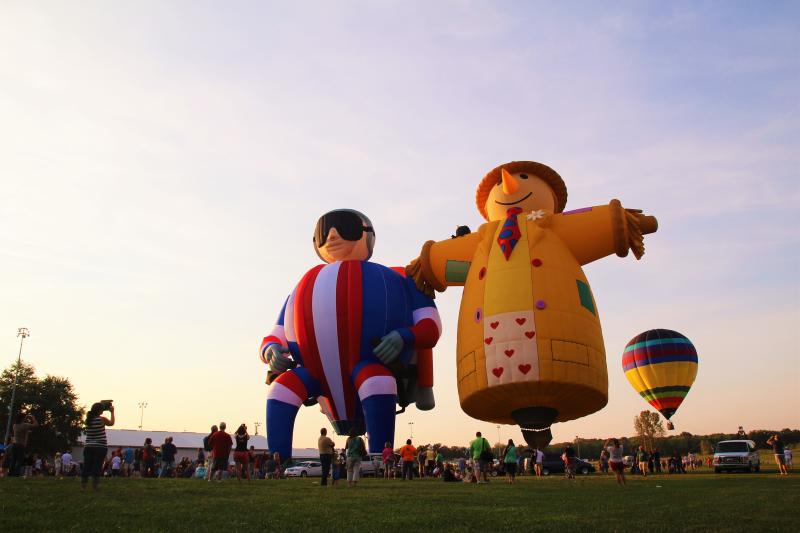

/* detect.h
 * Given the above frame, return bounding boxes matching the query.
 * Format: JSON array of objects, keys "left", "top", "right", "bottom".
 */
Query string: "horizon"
[{"left": 1, "top": 2, "right": 798, "bottom": 449}]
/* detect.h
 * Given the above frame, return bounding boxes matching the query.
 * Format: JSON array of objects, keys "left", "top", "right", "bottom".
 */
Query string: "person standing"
[
  {"left": 767, "top": 434, "right": 789, "bottom": 475},
  {"left": 425, "top": 447, "right": 436, "bottom": 477},
  {"left": 504, "top": 439, "right": 518, "bottom": 484},
  {"left": 534, "top": 447, "right": 544, "bottom": 477},
  {"left": 318, "top": 428, "right": 336, "bottom": 486},
  {"left": 381, "top": 442, "right": 395, "bottom": 479},
  {"left": 110, "top": 453, "right": 122, "bottom": 477},
  {"left": 160, "top": 437, "right": 177, "bottom": 478},
  {"left": 82, "top": 402, "right": 114, "bottom": 490},
  {"left": 636, "top": 446, "right": 649, "bottom": 477},
  {"left": 399, "top": 439, "right": 416, "bottom": 481},
  {"left": 123, "top": 446, "right": 135, "bottom": 477},
  {"left": 232, "top": 424, "right": 251, "bottom": 481},
  {"left": 344, "top": 429, "right": 366, "bottom": 487},
  {"left": 604, "top": 438, "right": 626, "bottom": 486},
  {"left": 784, "top": 447, "right": 793, "bottom": 470},
  {"left": 652, "top": 449, "right": 661, "bottom": 474},
  {"left": 203, "top": 425, "right": 217, "bottom": 480},
  {"left": 10, "top": 413, "right": 38, "bottom": 477},
  {"left": 61, "top": 450, "right": 73, "bottom": 477},
  {"left": 563, "top": 444, "right": 576, "bottom": 479},
  {"left": 470, "top": 432, "right": 491, "bottom": 483},
  {"left": 208, "top": 422, "right": 233, "bottom": 481}
]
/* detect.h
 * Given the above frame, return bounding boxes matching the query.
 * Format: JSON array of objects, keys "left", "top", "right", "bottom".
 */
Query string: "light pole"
[
  {"left": 254, "top": 421, "right": 262, "bottom": 436},
  {"left": 3, "top": 328, "right": 29, "bottom": 445},
  {"left": 138, "top": 402, "right": 148, "bottom": 430},
  {"left": 496, "top": 424, "right": 501, "bottom": 456},
  {"left": 408, "top": 421, "right": 414, "bottom": 440},
  {"left": 575, "top": 435, "right": 581, "bottom": 458}
]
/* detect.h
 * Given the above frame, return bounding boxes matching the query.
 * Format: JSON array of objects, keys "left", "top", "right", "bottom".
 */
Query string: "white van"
[{"left": 713, "top": 440, "right": 760, "bottom": 473}]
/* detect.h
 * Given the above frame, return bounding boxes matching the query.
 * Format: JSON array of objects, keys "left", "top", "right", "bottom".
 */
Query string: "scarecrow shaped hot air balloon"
[
  {"left": 623, "top": 329, "right": 698, "bottom": 430},
  {"left": 407, "top": 161, "right": 658, "bottom": 446}
]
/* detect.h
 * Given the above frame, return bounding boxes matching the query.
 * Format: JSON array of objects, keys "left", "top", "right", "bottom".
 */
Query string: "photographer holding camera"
[
  {"left": 82, "top": 400, "right": 114, "bottom": 490},
  {"left": 10, "top": 412, "right": 38, "bottom": 477}
]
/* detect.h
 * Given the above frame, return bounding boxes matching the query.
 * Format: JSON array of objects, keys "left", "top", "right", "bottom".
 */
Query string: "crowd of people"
[{"left": 1, "top": 407, "right": 794, "bottom": 488}]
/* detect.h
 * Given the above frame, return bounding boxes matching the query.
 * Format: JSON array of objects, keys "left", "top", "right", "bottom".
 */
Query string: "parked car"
[
  {"left": 540, "top": 453, "right": 596, "bottom": 476},
  {"left": 285, "top": 460, "right": 322, "bottom": 477},
  {"left": 713, "top": 440, "right": 760, "bottom": 473},
  {"left": 359, "top": 456, "right": 384, "bottom": 477}
]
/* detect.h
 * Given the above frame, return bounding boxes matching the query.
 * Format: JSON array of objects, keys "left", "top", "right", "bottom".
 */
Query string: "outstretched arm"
[
  {"left": 260, "top": 294, "right": 295, "bottom": 378},
  {"left": 550, "top": 200, "right": 658, "bottom": 265},
  {"left": 406, "top": 230, "right": 483, "bottom": 297}
]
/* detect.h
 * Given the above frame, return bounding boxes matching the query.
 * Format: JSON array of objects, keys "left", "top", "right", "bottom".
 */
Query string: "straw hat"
[{"left": 476, "top": 161, "right": 568, "bottom": 220}]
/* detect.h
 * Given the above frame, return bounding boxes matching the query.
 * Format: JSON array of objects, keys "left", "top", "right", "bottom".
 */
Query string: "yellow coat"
[{"left": 419, "top": 200, "right": 641, "bottom": 425}]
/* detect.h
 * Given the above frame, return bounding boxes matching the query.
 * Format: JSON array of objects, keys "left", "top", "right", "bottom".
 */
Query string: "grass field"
[{"left": 1, "top": 469, "right": 797, "bottom": 532}]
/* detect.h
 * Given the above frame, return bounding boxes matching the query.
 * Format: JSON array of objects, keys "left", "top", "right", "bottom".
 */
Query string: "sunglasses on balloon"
[{"left": 313, "top": 211, "right": 374, "bottom": 247}]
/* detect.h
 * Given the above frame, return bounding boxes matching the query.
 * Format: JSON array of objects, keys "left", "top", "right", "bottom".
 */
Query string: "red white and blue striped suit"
[{"left": 261, "top": 260, "right": 441, "bottom": 458}]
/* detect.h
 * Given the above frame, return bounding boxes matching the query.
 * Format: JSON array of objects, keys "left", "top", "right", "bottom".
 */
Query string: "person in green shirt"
[
  {"left": 503, "top": 439, "right": 518, "bottom": 484},
  {"left": 469, "top": 431, "right": 491, "bottom": 483},
  {"left": 637, "top": 446, "right": 649, "bottom": 477},
  {"left": 345, "top": 429, "right": 367, "bottom": 487}
]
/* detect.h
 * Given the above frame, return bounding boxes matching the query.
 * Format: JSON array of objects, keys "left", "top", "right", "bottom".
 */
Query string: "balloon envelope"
[{"left": 623, "top": 329, "right": 698, "bottom": 420}]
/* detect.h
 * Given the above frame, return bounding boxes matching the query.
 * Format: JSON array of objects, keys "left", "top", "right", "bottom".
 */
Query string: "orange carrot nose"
[{"left": 501, "top": 168, "right": 520, "bottom": 195}]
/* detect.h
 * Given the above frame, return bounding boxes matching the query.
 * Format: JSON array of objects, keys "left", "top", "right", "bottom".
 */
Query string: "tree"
[
  {"left": 633, "top": 410, "right": 666, "bottom": 451},
  {"left": 700, "top": 439, "right": 713, "bottom": 456},
  {"left": 0, "top": 362, "right": 84, "bottom": 455}
]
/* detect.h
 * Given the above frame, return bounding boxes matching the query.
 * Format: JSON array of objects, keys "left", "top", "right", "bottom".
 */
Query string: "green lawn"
[{"left": 1, "top": 470, "right": 797, "bottom": 532}]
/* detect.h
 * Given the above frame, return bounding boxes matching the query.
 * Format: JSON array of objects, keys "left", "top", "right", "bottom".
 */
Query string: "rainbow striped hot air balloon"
[{"left": 622, "top": 329, "right": 698, "bottom": 429}]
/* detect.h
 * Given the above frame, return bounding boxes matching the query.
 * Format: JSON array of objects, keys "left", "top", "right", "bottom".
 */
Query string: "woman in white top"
[{"left": 604, "top": 438, "right": 626, "bottom": 486}]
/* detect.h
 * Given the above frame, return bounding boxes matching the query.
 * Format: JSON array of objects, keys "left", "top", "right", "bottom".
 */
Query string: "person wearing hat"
[
  {"left": 406, "top": 161, "right": 658, "bottom": 447},
  {"left": 259, "top": 209, "right": 442, "bottom": 462}
]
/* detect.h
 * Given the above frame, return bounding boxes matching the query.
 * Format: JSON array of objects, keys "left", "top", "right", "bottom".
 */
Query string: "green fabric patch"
[
  {"left": 445, "top": 260, "right": 471, "bottom": 283},
  {"left": 576, "top": 279, "right": 596, "bottom": 315}
]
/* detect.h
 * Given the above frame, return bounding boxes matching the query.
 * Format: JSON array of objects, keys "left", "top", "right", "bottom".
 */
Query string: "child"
[{"left": 331, "top": 453, "right": 342, "bottom": 485}]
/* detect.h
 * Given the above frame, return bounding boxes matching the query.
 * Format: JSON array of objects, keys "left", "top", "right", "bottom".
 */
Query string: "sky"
[{"left": 1, "top": 1, "right": 798, "bottom": 449}]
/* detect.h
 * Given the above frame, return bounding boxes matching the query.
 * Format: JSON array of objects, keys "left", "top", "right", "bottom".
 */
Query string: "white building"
[{"left": 72, "top": 428, "right": 319, "bottom": 463}]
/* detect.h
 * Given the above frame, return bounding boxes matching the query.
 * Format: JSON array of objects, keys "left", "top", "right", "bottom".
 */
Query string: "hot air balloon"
[{"left": 623, "top": 329, "right": 697, "bottom": 430}]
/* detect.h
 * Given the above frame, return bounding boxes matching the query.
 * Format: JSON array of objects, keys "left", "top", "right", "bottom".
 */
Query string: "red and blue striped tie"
[{"left": 497, "top": 207, "right": 523, "bottom": 261}]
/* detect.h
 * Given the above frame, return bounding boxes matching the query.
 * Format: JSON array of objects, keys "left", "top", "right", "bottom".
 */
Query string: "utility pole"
[
  {"left": 497, "top": 424, "right": 501, "bottom": 457},
  {"left": 254, "top": 421, "right": 262, "bottom": 436},
  {"left": 575, "top": 435, "right": 581, "bottom": 458},
  {"left": 3, "top": 328, "right": 29, "bottom": 445},
  {"left": 138, "top": 402, "right": 148, "bottom": 430},
  {"left": 408, "top": 421, "right": 414, "bottom": 439}
]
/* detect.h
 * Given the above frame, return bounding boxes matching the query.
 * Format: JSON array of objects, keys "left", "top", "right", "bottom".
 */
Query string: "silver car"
[{"left": 285, "top": 461, "right": 323, "bottom": 477}]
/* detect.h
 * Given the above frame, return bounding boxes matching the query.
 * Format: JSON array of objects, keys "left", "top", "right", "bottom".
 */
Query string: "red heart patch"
[
  {"left": 484, "top": 337, "right": 493, "bottom": 345},
  {"left": 525, "top": 331, "right": 536, "bottom": 339},
  {"left": 516, "top": 317, "right": 526, "bottom": 325},
  {"left": 490, "top": 321, "right": 499, "bottom": 329},
  {"left": 518, "top": 364, "right": 531, "bottom": 375},
  {"left": 504, "top": 349, "right": 515, "bottom": 357},
  {"left": 492, "top": 367, "right": 504, "bottom": 378}
]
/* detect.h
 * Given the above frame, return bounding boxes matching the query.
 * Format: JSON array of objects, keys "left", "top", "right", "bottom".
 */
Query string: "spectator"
[
  {"left": 652, "top": 449, "right": 661, "bottom": 473},
  {"left": 599, "top": 449, "right": 609, "bottom": 474},
  {"left": 10, "top": 413, "right": 38, "bottom": 477},
  {"left": 470, "top": 432, "right": 491, "bottom": 484},
  {"left": 331, "top": 452, "right": 342, "bottom": 485},
  {"left": 111, "top": 453, "right": 122, "bottom": 477},
  {"left": 344, "top": 429, "right": 366, "bottom": 487},
  {"left": 264, "top": 454, "right": 277, "bottom": 479},
  {"left": 399, "top": 439, "right": 416, "bottom": 481},
  {"left": 123, "top": 447, "right": 135, "bottom": 477},
  {"left": 462, "top": 466, "right": 477, "bottom": 483},
  {"left": 232, "top": 424, "right": 251, "bottom": 481},
  {"left": 82, "top": 402, "right": 114, "bottom": 490},
  {"left": 160, "top": 437, "right": 177, "bottom": 478},
  {"left": 208, "top": 422, "right": 233, "bottom": 481},
  {"left": 457, "top": 457, "right": 466, "bottom": 476},
  {"left": 318, "top": 428, "right": 336, "bottom": 487},
  {"left": 141, "top": 438, "right": 157, "bottom": 477},
  {"left": 62, "top": 450, "right": 73, "bottom": 476},
  {"left": 425, "top": 447, "right": 436, "bottom": 476},
  {"left": 248, "top": 446, "right": 256, "bottom": 479},
  {"left": 784, "top": 447, "right": 793, "bottom": 470},
  {"left": 436, "top": 448, "right": 444, "bottom": 471},
  {"left": 504, "top": 439, "right": 518, "bottom": 484},
  {"left": 604, "top": 438, "right": 626, "bottom": 486},
  {"left": 418, "top": 448, "right": 426, "bottom": 478},
  {"left": 196, "top": 448, "right": 205, "bottom": 467},
  {"left": 562, "top": 445, "right": 576, "bottom": 479},
  {"left": 54, "top": 452, "right": 62, "bottom": 478},
  {"left": 637, "top": 446, "right": 649, "bottom": 477},
  {"left": 443, "top": 462, "right": 458, "bottom": 482},
  {"left": 534, "top": 447, "right": 545, "bottom": 477},
  {"left": 767, "top": 434, "right": 788, "bottom": 476},
  {"left": 203, "top": 425, "right": 217, "bottom": 481},
  {"left": 382, "top": 442, "right": 396, "bottom": 479},
  {"left": 272, "top": 452, "right": 283, "bottom": 478}
]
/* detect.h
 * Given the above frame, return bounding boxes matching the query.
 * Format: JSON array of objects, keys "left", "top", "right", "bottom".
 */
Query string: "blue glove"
[
  {"left": 265, "top": 344, "right": 294, "bottom": 373},
  {"left": 373, "top": 330, "right": 404, "bottom": 365}
]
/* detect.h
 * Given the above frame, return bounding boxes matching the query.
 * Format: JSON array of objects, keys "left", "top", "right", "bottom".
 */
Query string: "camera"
[{"left": 99, "top": 400, "right": 114, "bottom": 411}]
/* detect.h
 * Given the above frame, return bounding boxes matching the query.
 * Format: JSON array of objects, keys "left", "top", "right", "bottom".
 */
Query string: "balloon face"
[{"left": 622, "top": 329, "right": 698, "bottom": 420}]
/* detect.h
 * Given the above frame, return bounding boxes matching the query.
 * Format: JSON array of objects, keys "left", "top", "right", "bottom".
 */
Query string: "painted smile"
[{"left": 495, "top": 192, "right": 532, "bottom": 206}]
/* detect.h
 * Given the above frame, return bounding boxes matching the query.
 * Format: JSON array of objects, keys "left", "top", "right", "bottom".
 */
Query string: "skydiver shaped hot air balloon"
[
  {"left": 260, "top": 209, "right": 441, "bottom": 460},
  {"left": 406, "top": 161, "right": 658, "bottom": 447}
]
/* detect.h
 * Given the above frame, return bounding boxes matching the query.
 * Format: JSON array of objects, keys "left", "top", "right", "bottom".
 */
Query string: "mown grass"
[{"left": 1, "top": 470, "right": 797, "bottom": 532}]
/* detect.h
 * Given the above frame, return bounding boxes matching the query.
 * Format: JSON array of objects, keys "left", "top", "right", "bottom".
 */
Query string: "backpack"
[{"left": 479, "top": 438, "right": 494, "bottom": 462}]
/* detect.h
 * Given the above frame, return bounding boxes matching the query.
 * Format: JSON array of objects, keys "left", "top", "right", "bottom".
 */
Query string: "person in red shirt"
[
  {"left": 208, "top": 422, "right": 233, "bottom": 481},
  {"left": 399, "top": 439, "right": 417, "bottom": 481}
]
